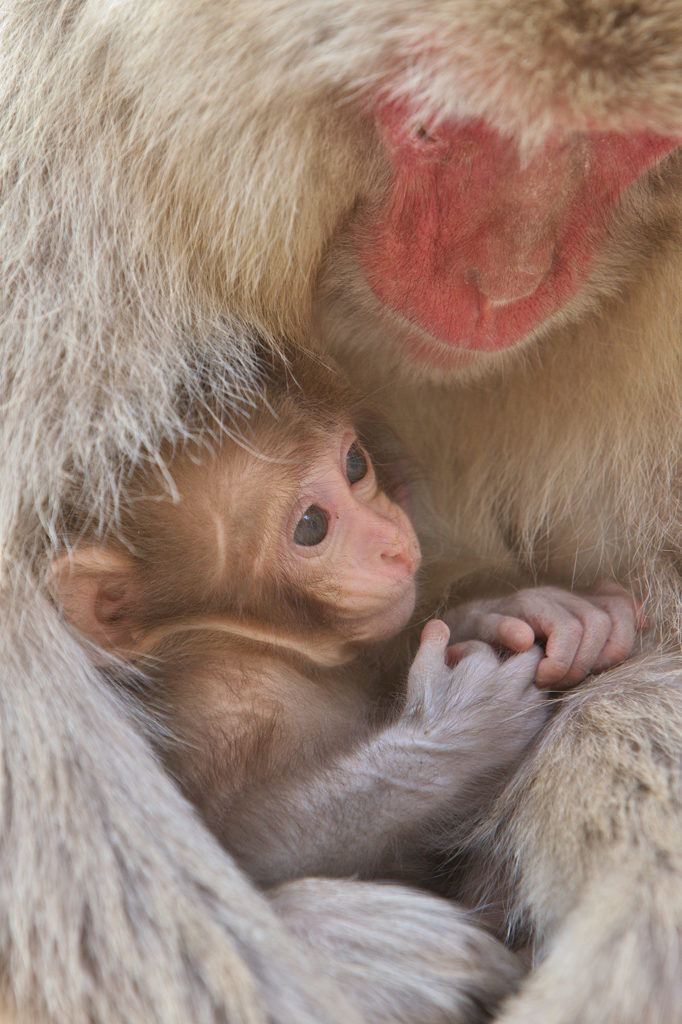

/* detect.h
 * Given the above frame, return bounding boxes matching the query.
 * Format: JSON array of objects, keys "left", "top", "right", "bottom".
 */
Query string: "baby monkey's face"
[{"left": 282, "top": 428, "right": 421, "bottom": 643}]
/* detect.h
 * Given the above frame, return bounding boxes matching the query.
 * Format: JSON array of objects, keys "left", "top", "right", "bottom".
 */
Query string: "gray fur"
[{"left": 1, "top": 2, "right": 681, "bottom": 1022}]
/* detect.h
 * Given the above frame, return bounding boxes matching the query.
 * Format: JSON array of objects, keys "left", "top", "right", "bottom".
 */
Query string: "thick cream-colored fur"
[{"left": 1, "top": 1, "right": 681, "bottom": 1022}]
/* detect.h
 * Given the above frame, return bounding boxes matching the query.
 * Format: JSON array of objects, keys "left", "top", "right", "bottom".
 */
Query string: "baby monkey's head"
[{"left": 51, "top": 356, "right": 421, "bottom": 661}]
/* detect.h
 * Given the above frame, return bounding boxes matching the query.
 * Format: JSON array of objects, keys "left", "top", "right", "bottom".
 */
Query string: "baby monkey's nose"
[{"left": 379, "top": 528, "right": 420, "bottom": 576}]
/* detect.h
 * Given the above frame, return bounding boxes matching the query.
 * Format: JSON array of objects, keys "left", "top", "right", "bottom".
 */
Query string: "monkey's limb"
[
  {"left": 473, "top": 653, "right": 682, "bottom": 1024},
  {"left": 272, "top": 878, "right": 525, "bottom": 1024},
  {"left": 494, "top": 862, "right": 682, "bottom": 1024},
  {"left": 216, "top": 639, "right": 547, "bottom": 886}
]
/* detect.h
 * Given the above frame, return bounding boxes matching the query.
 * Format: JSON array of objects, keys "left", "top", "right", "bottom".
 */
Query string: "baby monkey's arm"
[
  {"left": 443, "top": 582, "right": 643, "bottom": 689},
  {"left": 213, "top": 623, "right": 549, "bottom": 887}
]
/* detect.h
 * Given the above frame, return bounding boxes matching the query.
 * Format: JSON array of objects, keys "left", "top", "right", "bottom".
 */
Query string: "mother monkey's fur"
[{"left": 1, "top": 2, "right": 681, "bottom": 1023}]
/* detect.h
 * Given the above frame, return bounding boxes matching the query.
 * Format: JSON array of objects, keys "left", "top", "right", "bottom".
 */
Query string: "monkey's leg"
[
  {"left": 495, "top": 860, "right": 682, "bottom": 1024},
  {"left": 483, "top": 653, "right": 682, "bottom": 1024},
  {"left": 272, "top": 877, "right": 524, "bottom": 1024}
]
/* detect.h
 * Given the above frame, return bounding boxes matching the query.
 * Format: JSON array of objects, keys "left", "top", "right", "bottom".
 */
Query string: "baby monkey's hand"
[{"left": 444, "top": 582, "right": 644, "bottom": 689}]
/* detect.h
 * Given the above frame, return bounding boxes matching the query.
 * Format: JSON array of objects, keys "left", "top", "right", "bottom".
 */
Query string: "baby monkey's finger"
[
  {"left": 406, "top": 620, "right": 451, "bottom": 690},
  {"left": 535, "top": 616, "right": 586, "bottom": 688},
  {"left": 413, "top": 620, "right": 450, "bottom": 664},
  {"left": 488, "top": 614, "right": 536, "bottom": 652},
  {"left": 446, "top": 640, "right": 500, "bottom": 671},
  {"left": 591, "top": 592, "right": 640, "bottom": 672},
  {"left": 559, "top": 606, "right": 613, "bottom": 684}
]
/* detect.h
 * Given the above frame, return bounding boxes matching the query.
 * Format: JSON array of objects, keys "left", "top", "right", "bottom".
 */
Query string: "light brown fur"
[
  {"left": 50, "top": 383, "right": 550, "bottom": 893},
  {"left": 1, "top": 2, "right": 682, "bottom": 1023}
]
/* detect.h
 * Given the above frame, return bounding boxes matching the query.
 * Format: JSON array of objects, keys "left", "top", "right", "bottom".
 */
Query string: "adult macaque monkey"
[
  {"left": 1, "top": 2, "right": 682, "bottom": 1024},
  {"left": 50, "top": 358, "right": 637, "bottom": 887}
]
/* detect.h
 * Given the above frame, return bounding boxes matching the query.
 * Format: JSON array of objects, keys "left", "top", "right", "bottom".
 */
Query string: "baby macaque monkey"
[{"left": 51, "top": 356, "right": 641, "bottom": 887}]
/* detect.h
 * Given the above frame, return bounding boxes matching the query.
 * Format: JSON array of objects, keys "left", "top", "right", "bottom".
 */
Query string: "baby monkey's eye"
[
  {"left": 293, "top": 505, "right": 329, "bottom": 546},
  {"left": 346, "top": 441, "right": 368, "bottom": 484}
]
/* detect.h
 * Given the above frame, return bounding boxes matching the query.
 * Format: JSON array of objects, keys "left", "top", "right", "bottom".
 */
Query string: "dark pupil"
[
  {"left": 346, "top": 441, "right": 368, "bottom": 484},
  {"left": 293, "top": 505, "right": 328, "bottom": 546}
]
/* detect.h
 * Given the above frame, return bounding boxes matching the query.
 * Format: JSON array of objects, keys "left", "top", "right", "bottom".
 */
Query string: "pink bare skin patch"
[{"left": 359, "top": 103, "right": 678, "bottom": 353}]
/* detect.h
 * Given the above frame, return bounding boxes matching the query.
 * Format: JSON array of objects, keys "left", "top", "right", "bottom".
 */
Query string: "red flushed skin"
[{"left": 359, "top": 103, "right": 679, "bottom": 353}]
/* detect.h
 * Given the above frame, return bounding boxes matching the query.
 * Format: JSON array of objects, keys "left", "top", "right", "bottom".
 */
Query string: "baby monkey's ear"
[{"left": 49, "top": 547, "right": 143, "bottom": 660}]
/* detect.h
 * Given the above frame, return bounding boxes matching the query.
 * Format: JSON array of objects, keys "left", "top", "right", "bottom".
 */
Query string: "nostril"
[
  {"left": 374, "top": 514, "right": 419, "bottom": 569},
  {"left": 381, "top": 547, "right": 415, "bottom": 572}
]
